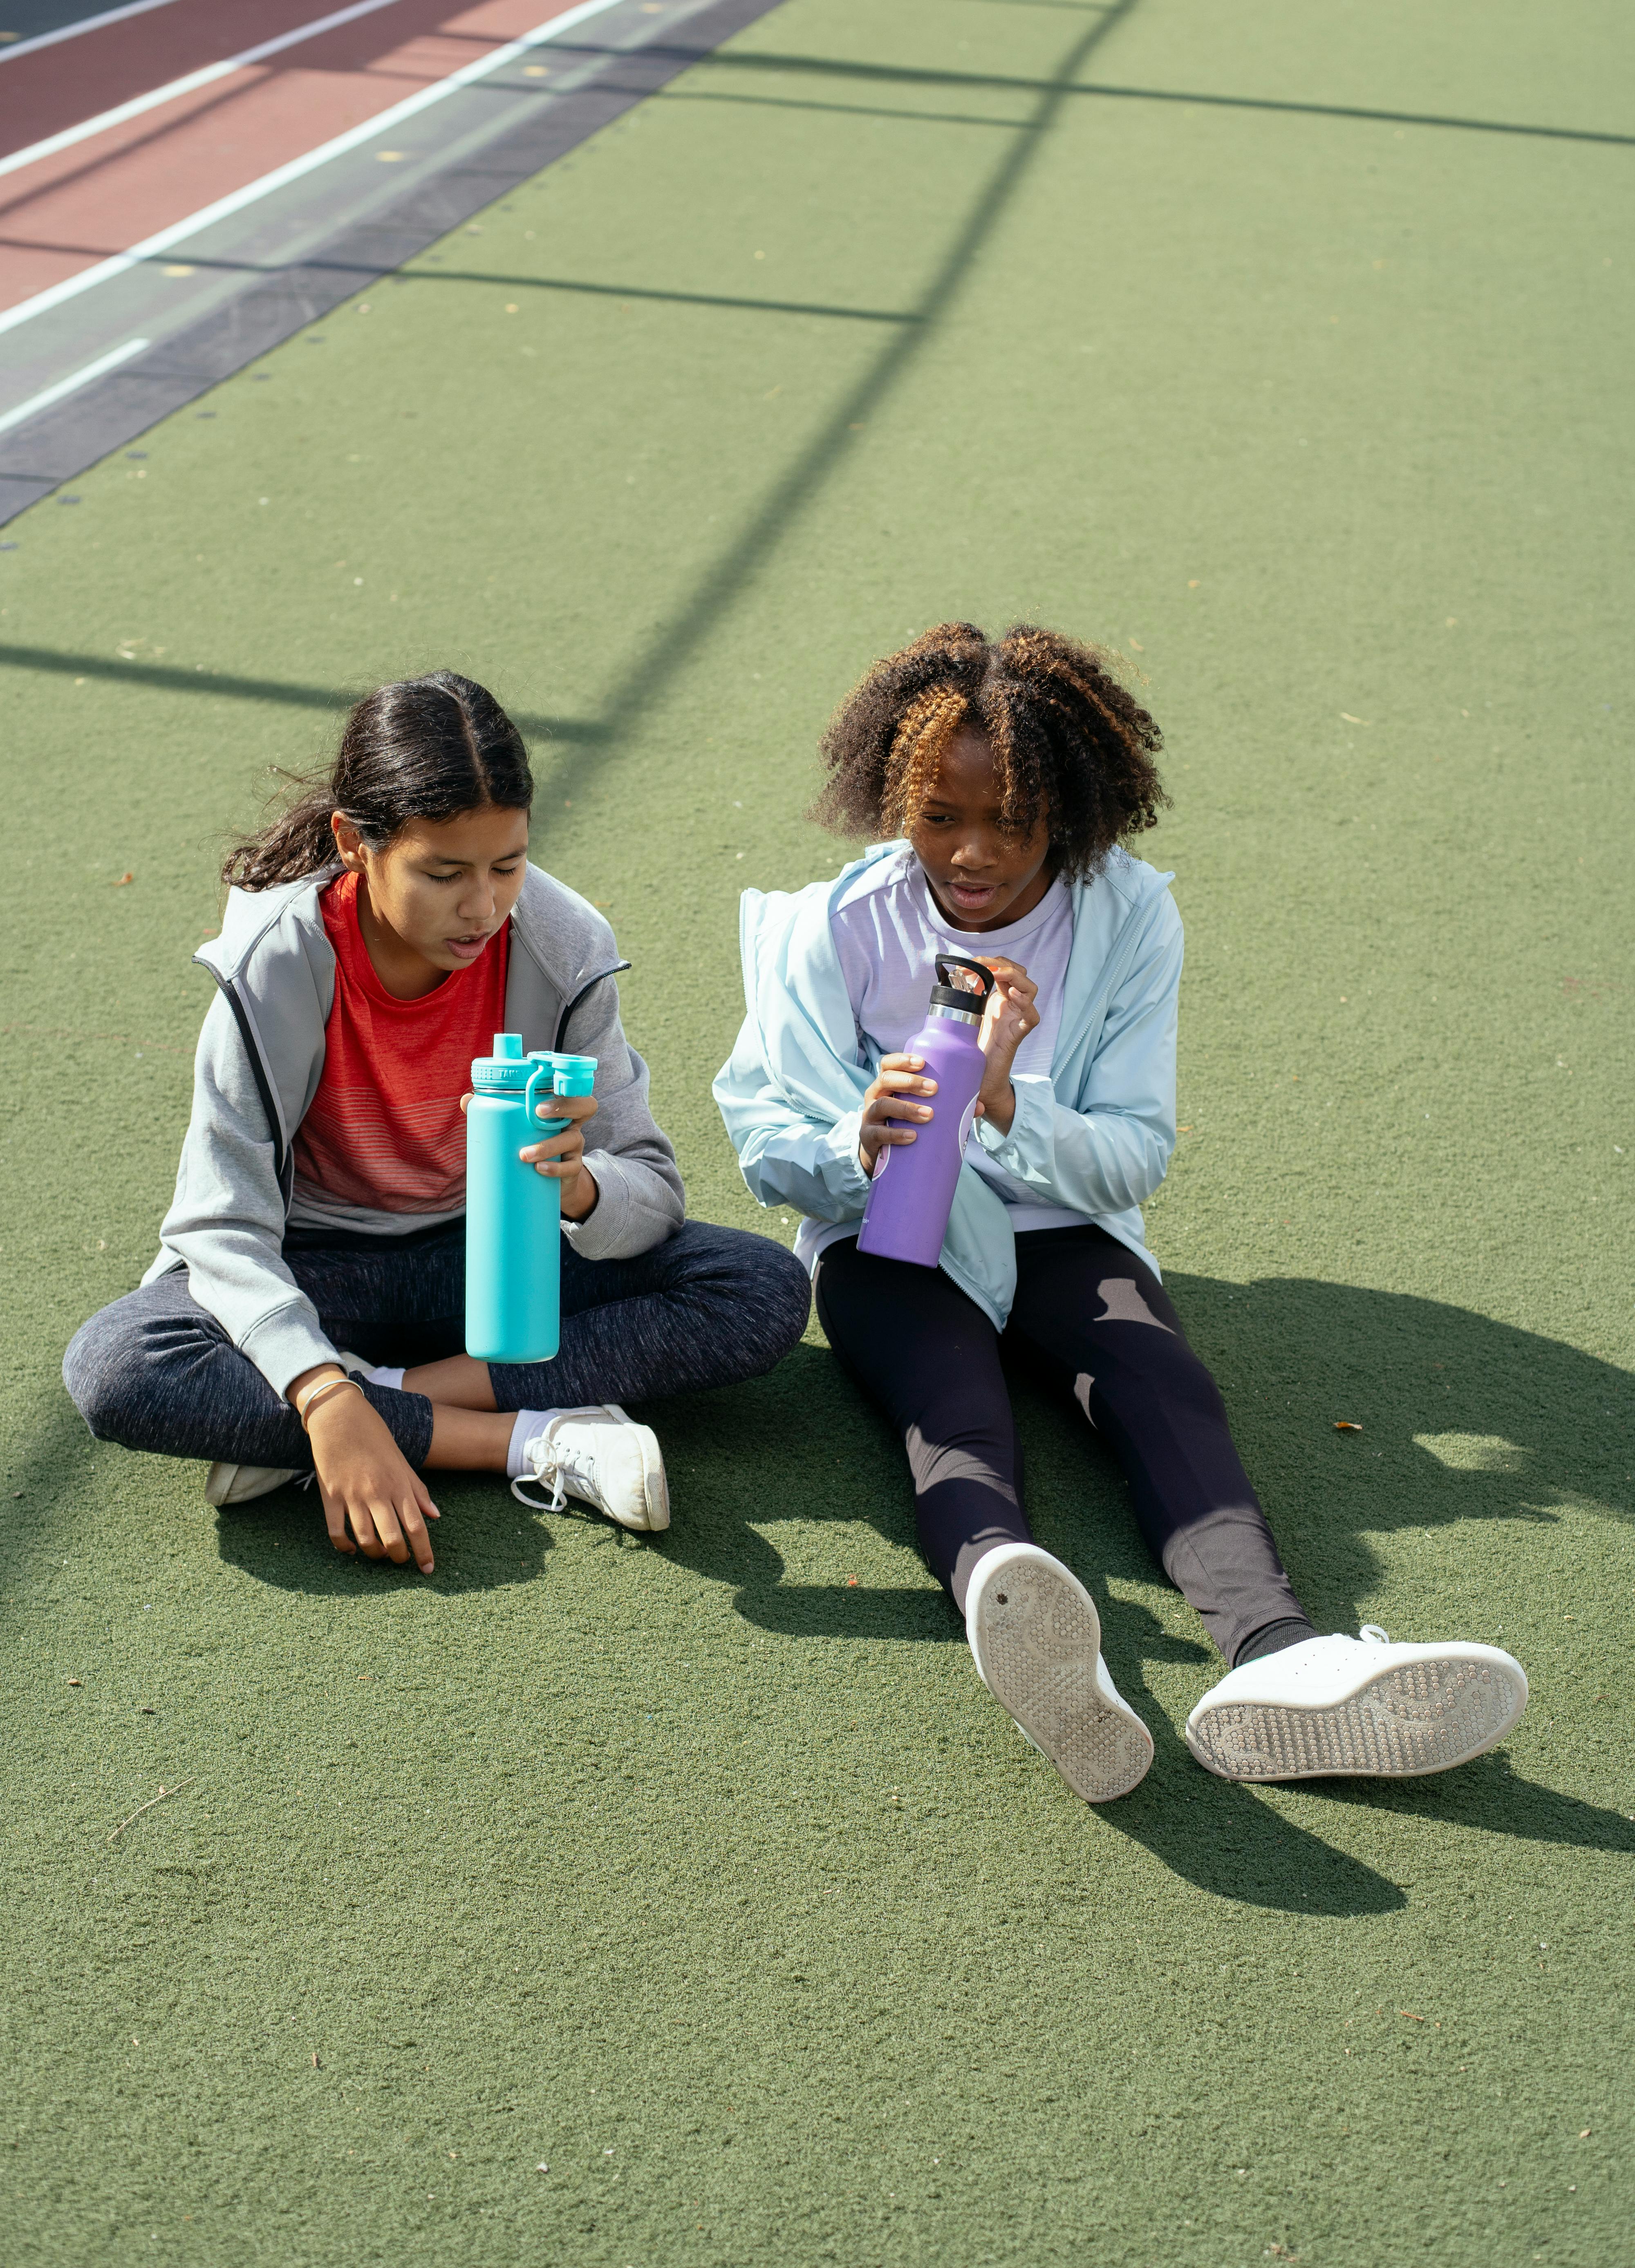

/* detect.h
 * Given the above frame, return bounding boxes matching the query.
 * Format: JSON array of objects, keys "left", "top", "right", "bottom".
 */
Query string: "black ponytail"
[{"left": 222, "top": 671, "right": 533, "bottom": 891}]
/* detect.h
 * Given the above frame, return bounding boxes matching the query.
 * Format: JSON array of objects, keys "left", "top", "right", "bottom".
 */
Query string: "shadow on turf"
[
  {"left": 127, "top": 1272, "right": 1631, "bottom": 1901},
  {"left": 638, "top": 1274, "right": 1632, "bottom": 1906},
  {"left": 211, "top": 1473, "right": 564, "bottom": 1596}
]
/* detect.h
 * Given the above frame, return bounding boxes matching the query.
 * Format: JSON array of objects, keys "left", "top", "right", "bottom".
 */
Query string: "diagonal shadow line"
[
  {"left": 365, "top": 269, "right": 921, "bottom": 322},
  {"left": 556, "top": 0, "right": 1146, "bottom": 778},
  {"left": 0, "top": 237, "right": 919, "bottom": 331},
  {"left": 664, "top": 89, "right": 1031, "bottom": 130},
  {"left": 0, "top": 643, "right": 608, "bottom": 741},
  {"left": 696, "top": 49, "right": 1635, "bottom": 149}
]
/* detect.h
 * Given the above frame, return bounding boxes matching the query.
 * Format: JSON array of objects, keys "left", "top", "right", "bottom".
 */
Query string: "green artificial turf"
[{"left": 2, "top": 0, "right": 1633, "bottom": 2261}]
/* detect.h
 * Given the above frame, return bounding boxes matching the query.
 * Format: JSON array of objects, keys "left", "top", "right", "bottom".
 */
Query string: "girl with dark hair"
[
  {"left": 66, "top": 672, "right": 809, "bottom": 1563},
  {"left": 716, "top": 624, "right": 1526, "bottom": 1801}
]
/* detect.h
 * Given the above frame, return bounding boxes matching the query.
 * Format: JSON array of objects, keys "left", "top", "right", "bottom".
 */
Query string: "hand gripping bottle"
[
  {"left": 856, "top": 954, "right": 996, "bottom": 1268},
  {"left": 465, "top": 1036, "right": 597, "bottom": 1363}
]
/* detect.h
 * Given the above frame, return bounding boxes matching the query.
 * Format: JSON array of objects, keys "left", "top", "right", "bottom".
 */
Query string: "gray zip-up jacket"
[{"left": 142, "top": 863, "right": 685, "bottom": 1396}]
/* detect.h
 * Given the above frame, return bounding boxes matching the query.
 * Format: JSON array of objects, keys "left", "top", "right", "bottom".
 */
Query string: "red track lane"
[
  {"left": 0, "top": 1, "right": 349, "bottom": 158},
  {"left": 0, "top": 0, "right": 588, "bottom": 316}
]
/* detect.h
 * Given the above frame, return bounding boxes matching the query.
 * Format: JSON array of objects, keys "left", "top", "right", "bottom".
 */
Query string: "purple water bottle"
[{"left": 857, "top": 954, "right": 997, "bottom": 1267}]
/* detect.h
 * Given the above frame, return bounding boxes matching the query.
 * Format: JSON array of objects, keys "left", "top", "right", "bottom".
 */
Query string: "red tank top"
[{"left": 291, "top": 871, "right": 510, "bottom": 1215}]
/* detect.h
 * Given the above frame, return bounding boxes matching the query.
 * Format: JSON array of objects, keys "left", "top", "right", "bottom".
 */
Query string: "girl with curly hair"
[{"left": 716, "top": 623, "right": 1525, "bottom": 1803}]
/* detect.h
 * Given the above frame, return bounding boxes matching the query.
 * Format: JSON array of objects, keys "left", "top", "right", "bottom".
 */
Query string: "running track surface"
[{"left": 0, "top": 0, "right": 592, "bottom": 312}]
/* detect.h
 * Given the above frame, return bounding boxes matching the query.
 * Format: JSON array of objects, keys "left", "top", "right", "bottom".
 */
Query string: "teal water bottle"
[{"left": 464, "top": 1036, "right": 597, "bottom": 1364}]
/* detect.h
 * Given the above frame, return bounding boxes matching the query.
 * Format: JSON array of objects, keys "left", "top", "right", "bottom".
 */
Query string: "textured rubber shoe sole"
[
  {"left": 1185, "top": 1651, "right": 1527, "bottom": 1781},
  {"left": 638, "top": 1446, "right": 670, "bottom": 1534},
  {"left": 972, "top": 1556, "right": 1153, "bottom": 1803}
]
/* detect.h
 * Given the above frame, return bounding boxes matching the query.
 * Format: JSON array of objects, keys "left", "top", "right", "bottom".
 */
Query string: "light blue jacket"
[{"left": 712, "top": 842, "right": 1183, "bottom": 1329}]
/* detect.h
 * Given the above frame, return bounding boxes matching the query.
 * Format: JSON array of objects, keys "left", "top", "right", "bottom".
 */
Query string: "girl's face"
[
  {"left": 908, "top": 725, "right": 1053, "bottom": 931},
  {"left": 333, "top": 802, "right": 530, "bottom": 996}
]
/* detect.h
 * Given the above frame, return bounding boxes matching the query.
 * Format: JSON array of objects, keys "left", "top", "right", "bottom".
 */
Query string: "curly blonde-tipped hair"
[{"left": 811, "top": 621, "right": 1166, "bottom": 879}]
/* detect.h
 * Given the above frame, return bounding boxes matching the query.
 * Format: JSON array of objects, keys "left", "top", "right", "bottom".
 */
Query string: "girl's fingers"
[
  {"left": 414, "top": 1477, "right": 441, "bottom": 1522},
  {"left": 348, "top": 1505, "right": 386, "bottom": 1559},
  {"left": 369, "top": 1500, "right": 411, "bottom": 1566},
  {"left": 398, "top": 1499, "right": 435, "bottom": 1574},
  {"left": 322, "top": 1495, "right": 356, "bottom": 1555}
]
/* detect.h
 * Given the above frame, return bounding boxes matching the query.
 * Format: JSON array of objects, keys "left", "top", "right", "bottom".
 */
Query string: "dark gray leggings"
[
  {"left": 813, "top": 1226, "right": 1313, "bottom": 1667},
  {"left": 65, "top": 1219, "right": 811, "bottom": 1474}
]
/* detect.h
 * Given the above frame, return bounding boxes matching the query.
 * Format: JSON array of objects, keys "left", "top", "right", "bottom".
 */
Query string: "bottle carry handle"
[
  {"left": 934, "top": 954, "right": 996, "bottom": 1003},
  {"left": 522, "top": 1059, "right": 565, "bottom": 1144}
]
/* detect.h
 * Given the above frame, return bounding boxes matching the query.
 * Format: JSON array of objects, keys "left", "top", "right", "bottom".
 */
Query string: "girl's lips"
[
  {"left": 947, "top": 880, "right": 998, "bottom": 903},
  {"left": 445, "top": 933, "right": 492, "bottom": 960}
]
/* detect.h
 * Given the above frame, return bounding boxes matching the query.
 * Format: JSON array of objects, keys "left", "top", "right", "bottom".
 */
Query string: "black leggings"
[{"left": 813, "top": 1226, "right": 1313, "bottom": 1667}]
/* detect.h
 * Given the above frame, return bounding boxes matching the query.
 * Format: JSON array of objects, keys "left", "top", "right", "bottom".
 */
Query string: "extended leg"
[
  {"left": 816, "top": 1236, "right": 1153, "bottom": 1802},
  {"left": 813, "top": 1235, "right": 1028, "bottom": 1611},
  {"left": 1005, "top": 1227, "right": 1313, "bottom": 1668}
]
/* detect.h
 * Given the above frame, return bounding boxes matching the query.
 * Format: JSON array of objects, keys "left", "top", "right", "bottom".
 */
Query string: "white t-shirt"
[{"left": 795, "top": 849, "right": 1091, "bottom": 1270}]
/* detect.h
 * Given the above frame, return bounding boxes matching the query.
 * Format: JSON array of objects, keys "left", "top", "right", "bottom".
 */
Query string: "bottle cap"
[
  {"left": 553, "top": 1053, "right": 597, "bottom": 1097},
  {"left": 929, "top": 955, "right": 995, "bottom": 1014},
  {"left": 470, "top": 1032, "right": 534, "bottom": 1090}
]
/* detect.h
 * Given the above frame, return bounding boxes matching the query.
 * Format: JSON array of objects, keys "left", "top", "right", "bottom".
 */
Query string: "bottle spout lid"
[
  {"left": 929, "top": 954, "right": 995, "bottom": 1013},
  {"left": 471, "top": 1032, "right": 533, "bottom": 1089}
]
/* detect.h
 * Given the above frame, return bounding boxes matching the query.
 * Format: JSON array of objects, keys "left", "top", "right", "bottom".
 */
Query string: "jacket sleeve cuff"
[
  {"left": 972, "top": 1073, "right": 1055, "bottom": 1178},
  {"left": 562, "top": 1152, "right": 681, "bottom": 1260},
  {"left": 822, "top": 1110, "right": 871, "bottom": 1205},
  {"left": 238, "top": 1300, "right": 339, "bottom": 1400}
]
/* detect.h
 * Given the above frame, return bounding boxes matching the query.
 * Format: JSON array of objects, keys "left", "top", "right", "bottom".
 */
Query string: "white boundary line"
[
  {"left": 0, "top": 0, "right": 624, "bottom": 344},
  {"left": 0, "top": 334, "right": 149, "bottom": 435},
  {"left": 0, "top": 0, "right": 411, "bottom": 181},
  {"left": 0, "top": 0, "right": 189, "bottom": 68}
]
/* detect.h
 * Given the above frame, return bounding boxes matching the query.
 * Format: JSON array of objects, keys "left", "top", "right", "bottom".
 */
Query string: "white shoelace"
[
  {"left": 510, "top": 1444, "right": 596, "bottom": 1516},
  {"left": 1359, "top": 1623, "right": 1390, "bottom": 1644}
]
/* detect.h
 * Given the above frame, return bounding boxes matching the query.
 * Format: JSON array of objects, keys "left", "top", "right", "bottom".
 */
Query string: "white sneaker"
[
  {"left": 511, "top": 1404, "right": 670, "bottom": 1533},
  {"left": 1185, "top": 1625, "right": 1529, "bottom": 1782},
  {"left": 204, "top": 1352, "right": 370, "bottom": 1507},
  {"left": 205, "top": 1460, "right": 300, "bottom": 1506},
  {"left": 965, "top": 1542, "right": 1153, "bottom": 1803}
]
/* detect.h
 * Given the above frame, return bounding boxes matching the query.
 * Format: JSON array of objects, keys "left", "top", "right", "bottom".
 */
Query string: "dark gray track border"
[{"left": 0, "top": 0, "right": 786, "bottom": 527}]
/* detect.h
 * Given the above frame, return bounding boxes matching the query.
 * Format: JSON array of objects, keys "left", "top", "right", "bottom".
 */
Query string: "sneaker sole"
[
  {"left": 1185, "top": 1652, "right": 1528, "bottom": 1781},
  {"left": 973, "top": 1556, "right": 1153, "bottom": 1804},
  {"left": 204, "top": 1462, "right": 298, "bottom": 1507},
  {"left": 609, "top": 1410, "right": 668, "bottom": 1533},
  {"left": 641, "top": 1459, "right": 670, "bottom": 1533}
]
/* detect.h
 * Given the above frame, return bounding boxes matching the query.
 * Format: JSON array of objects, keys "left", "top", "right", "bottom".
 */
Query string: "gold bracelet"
[{"left": 296, "top": 1374, "right": 365, "bottom": 1431}]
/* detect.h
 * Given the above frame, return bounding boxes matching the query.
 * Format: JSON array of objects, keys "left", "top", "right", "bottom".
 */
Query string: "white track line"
[
  {"left": 0, "top": 334, "right": 149, "bottom": 435},
  {"left": 0, "top": 0, "right": 189, "bottom": 68},
  {"left": 0, "top": 0, "right": 411, "bottom": 182},
  {"left": 0, "top": 0, "right": 623, "bottom": 343}
]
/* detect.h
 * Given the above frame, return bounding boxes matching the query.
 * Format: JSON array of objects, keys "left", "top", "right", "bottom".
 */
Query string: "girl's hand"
[
  {"left": 972, "top": 957, "right": 1039, "bottom": 1139},
  {"left": 859, "top": 1053, "right": 936, "bottom": 1178},
  {"left": 458, "top": 1090, "right": 600, "bottom": 1222},
  {"left": 292, "top": 1372, "right": 440, "bottom": 1573},
  {"left": 522, "top": 1090, "right": 600, "bottom": 1221}
]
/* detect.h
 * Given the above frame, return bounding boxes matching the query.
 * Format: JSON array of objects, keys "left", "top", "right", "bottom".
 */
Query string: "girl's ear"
[{"left": 330, "top": 811, "right": 366, "bottom": 870}]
